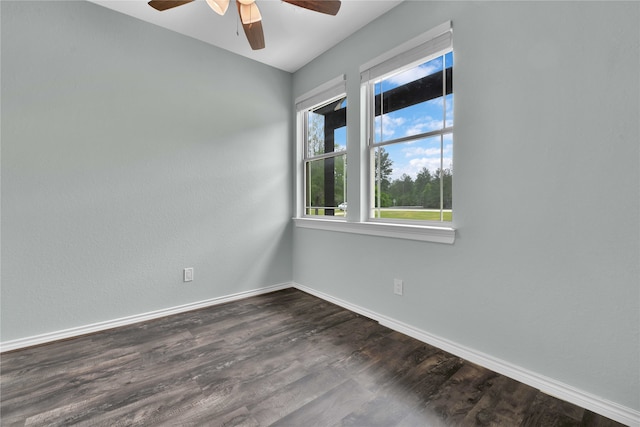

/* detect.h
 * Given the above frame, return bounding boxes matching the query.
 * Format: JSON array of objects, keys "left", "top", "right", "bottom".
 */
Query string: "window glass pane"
[
  {"left": 445, "top": 51, "right": 454, "bottom": 128},
  {"left": 445, "top": 93, "right": 453, "bottom": 128},
  {"left": 374, "top": 55, "right": 447, "bottom": 143},
  {"left": 306, "top": 98, "right": 347, "bottom": 158},
  {"left": 307, "top": 111, "right": 325, "bottom": 157},
  {"left": 372, "top": 135, "right": 452, "bottom": 222},
  {"left": 305, "top": 154, "right": 347, "bottom": 217},
  {"left": 445, "top": 50, "right": 454, "bottom": 68}
]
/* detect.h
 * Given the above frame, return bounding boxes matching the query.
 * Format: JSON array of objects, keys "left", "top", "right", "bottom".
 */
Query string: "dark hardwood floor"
[{"left": 0, "top": 289, "right": 626, "bottom": 426}]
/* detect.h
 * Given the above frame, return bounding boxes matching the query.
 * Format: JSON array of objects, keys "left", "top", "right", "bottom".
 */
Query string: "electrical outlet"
[
  {"left": 183, "top": 267, "right": 194, "bottom": 282},
  {"left": 393, "top": 278, "right": 403, "bottom": 295}
]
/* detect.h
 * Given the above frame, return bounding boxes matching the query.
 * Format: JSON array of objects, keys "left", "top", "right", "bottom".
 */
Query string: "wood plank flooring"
[{"left": 0, "top": 289, "right": 626, "bottom": 426}]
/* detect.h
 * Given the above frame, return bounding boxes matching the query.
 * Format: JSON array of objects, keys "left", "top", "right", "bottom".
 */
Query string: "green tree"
[
  {"left": 305, "top": 111, "right": 346, "bottom": 214},
  {"left": 375, "top": 147, "right": 393, "bottom": 192},
  {"left": 307, "top": 112, "right": 324, "bottom": 156},
  {"left": 374, "top": 147, "right": 394, "bottom": 208},
  {"left": 419, "top": 168, "right": 453, "bottom": 209},
  {"left": 415, "top": 167, "right": 432, "bottom": 207},
  {"left": 424, "top": 170, "right": 440, "bottom": 209},
  {"left": 374, "top": 185, "right": 392, "bottom": 207},
  {"left": 389, "top": 174, "right": 416, "bottom": 206},
  {"left": 306, "top": 113, "right": 325, "bottom": 213},
  {"left": 442, "top": 168, "right": 452, "bottom": 209}
]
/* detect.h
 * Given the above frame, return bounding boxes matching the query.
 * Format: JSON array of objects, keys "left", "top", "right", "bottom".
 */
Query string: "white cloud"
[
  {"left": 385, "top": 115, "right": 406, "bottom": 128},
  {"left": 404, "top": 118, "right": 443, "bottom": 136},
  {"left": 427, "top": 96, "right": 454, "bottom": 115},
  {"left": 374, "top": 115, "right": 406, "bottom": 138},
  {"left": 403, "top": 146, "right": 441, "bottom": 158},
  {"left": 410, "top": 157, "right": 443, "bottom": 172},
  {"left": 387, "top": 61, "right": 442, "bottom": 87}
]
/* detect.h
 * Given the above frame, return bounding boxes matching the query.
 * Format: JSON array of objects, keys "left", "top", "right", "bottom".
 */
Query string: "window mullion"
[
  {"left": 306, "top": 151, "right": 343, "bottom": 162},
  {"left": 371, "top": 128, "right": 453, "bottom": 149}
]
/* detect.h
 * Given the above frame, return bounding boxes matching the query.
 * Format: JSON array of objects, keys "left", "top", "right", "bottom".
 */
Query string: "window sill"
[{"left": 293, "top": 218, "right": 455, "bottom": 244}]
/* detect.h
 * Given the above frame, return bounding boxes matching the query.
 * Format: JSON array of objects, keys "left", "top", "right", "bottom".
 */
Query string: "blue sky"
[
  {"left": 374, "top": 52, "right": 453, "bottom": 181},
  {"left": 330, "top": 52, "right": 453, "bottom": 183}
]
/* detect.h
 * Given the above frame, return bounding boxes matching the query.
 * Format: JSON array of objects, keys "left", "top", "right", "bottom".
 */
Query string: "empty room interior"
[{"left": 1, "top": 1, "right": 639, "bottom": 426}]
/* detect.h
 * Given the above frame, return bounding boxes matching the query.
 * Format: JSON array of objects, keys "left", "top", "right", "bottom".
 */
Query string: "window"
[
  {"left": 363, "top": 23, "right": 453, "bottom": 224},
  {"left": 296, "top": 76, "right": 347, "bottom": 218},
  {"left": 294, "top": 23, "right": 455, "bottom": 244}
]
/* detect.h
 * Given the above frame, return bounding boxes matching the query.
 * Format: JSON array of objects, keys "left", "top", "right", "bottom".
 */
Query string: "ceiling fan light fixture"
[
  {"left": 239, "top": 2, "right": 262, "bottom": 25},
  {"left": 237, "top": 0, "right": 255, "bottom": 5},
  {"left": 205, "top": 0, "right": 229, "bottom": 15}
]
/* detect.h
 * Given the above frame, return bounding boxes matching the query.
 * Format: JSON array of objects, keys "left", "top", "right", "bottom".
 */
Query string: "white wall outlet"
[
  {"left": 183, "top": 267, "right": 194, "bottom": 282},
  {"left": 393, "top": 278, "right": 403, "bottom": 296}
]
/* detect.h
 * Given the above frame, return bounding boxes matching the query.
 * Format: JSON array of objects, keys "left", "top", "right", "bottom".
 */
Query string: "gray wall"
[
  {"left": 293, "top": 1, "right": 639, "bottom": 411},
  {"left": 1, "top": 1, "right": 292, "bottom": 341}
]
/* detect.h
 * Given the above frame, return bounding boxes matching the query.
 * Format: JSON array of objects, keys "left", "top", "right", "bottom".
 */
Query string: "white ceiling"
[{"left": 89, "top": 0, "right": 404, "bottom": 73}]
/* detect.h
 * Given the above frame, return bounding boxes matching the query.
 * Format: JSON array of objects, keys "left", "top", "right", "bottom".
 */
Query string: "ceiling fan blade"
[
  {"left": 283, "top": 0, "right": 341, "bottom": 16},
  {"left": 237, "top": 1, "right": 265, "bottom": 50},
  {"left": 148, "top": 0, "right": 195, "bottom": 11},
  {"left": 205, "top": 0, "right": 230, "bottom": 15},
  {"left": 242, "top": 20, "right": 265, "bottom": 50},
  {"left": 238, "top": 1, "right": 262, "bottom": 24}
]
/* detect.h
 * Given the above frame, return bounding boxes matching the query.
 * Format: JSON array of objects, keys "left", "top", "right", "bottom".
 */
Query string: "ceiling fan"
[{"left": 147, "top": 0, "right": 342, "bottom": 50}]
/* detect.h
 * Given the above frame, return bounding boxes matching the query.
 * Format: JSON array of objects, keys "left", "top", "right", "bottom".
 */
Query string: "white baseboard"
[
  {"left": 0, "top": 282, "right": 293, "bottom": 353},
  {"left": 293, "top": 283, "right": 639, "bottom": 427}
]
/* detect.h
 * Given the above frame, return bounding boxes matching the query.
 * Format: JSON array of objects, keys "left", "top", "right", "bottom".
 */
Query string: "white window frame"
[
  {"left": 295, "top": 75, "right": 347, "bottom": 220},
  {"left": 294, "top": 23, "right": 455, "bottom": 244},
  {"left": 363, "top": 21, "right": 454, "bottom": 227}
]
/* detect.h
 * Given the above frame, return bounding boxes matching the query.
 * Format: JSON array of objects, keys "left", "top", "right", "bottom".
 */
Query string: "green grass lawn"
[{"left": 378, "top": 210, "right": 452, "bottom": 221}]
